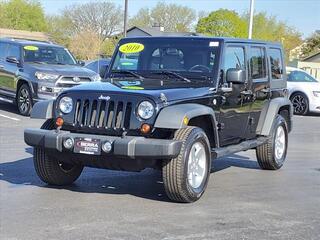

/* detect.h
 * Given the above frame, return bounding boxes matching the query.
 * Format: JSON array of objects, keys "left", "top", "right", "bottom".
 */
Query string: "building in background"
[
  {"left": 126, "top": 25, "right": 201, "bottom": 37},
  {"left": 289, "top": 41, "right": 320, "bottom": 80}
]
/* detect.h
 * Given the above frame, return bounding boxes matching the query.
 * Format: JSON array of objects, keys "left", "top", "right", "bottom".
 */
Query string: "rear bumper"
[{"left": 24, "top": 128, "right": 182, "bottom": 160}]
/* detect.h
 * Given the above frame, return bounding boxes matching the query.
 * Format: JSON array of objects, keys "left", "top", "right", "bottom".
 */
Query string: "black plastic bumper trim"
[{"left": 24, "top": 128, "right": 182, "bottom": 160}]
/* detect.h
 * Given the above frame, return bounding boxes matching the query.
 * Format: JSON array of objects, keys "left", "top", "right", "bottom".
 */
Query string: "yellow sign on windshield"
[
  {"left": 119, "top": 43, "right": 144, "bottom": 54},
  {"left": 24, "top": 45, "right": 39, "bottom": 51}
]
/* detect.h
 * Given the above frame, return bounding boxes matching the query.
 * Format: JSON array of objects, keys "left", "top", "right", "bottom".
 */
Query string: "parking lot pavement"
[{"left": 0, "top": 102, "right": 319, "bottom": 240}]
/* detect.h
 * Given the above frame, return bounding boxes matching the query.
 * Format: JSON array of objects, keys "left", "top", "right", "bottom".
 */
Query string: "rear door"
[
  {"left": 0, "top": 42, "right": 10, "bottom": 93},
  {"left": 245, "top": 45, "right": 271, "bottom": 139}
]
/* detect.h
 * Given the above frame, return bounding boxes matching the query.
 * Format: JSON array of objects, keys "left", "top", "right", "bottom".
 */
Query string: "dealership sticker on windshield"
[
  {"left": 119, "top": 43, "right": 144, "bottom": 54},
  {"left": 23, "top": 45, "right": 39, "bottom": 51},
  {"left": 121, "top": 86, "right": 144, "bottom": 90},
  {"left": 209, "top": 41, "right": 219, "bottom": 47}
]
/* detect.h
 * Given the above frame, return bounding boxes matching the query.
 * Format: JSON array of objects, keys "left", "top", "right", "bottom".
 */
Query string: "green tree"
[
  {"left": 0, "top": 0, "right": 47, "bottom": 31},
  {"left": 242, "top": 12, "right": 302, "bottom": 60},
  {"left": 129, "top": 2, "right": 196, "bottom": 32},
  {"left": 196, "top": 9, "right": 247, "bottom": 38},
  {"left": 301, "top": 31, "right": 320, "bottom": 57}
]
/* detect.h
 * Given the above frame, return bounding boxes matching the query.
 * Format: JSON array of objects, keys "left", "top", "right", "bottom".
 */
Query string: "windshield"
[
  {"left": 23, "top": 45, "right": 77, "bottom": 65},
  {"left": 287, "top": 70, "right": 318, "bottom": 83},
  {"left": 110, "top": 38, "right": 221, "bottom": 81}
]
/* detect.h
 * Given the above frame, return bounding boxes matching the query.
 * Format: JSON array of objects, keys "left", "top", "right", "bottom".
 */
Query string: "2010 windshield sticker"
[
  {"left": 119, "top": 43, "right": 144, "bottom": 54},
  {"left": 23, "top": 45, "right": 39, "bottom": 51}
]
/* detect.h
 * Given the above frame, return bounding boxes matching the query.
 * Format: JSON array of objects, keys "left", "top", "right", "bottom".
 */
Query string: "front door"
[{"left": 217, "top": 44, "right": 251, "bottom": 146}]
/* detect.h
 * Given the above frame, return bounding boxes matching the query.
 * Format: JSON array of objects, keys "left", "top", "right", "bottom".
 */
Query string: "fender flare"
[
  {"left": 154, "top": 103, "right": 219, "bottom": 146},
  {"left": 30, "top": 100, "right": 54, "bottom": 119},
  {"left": 256, "top": 97, "right": 293, "bottom": 136}
]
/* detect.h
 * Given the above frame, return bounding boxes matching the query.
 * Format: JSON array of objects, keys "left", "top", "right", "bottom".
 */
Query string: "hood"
[
  {"left": 25, "top": 63, "right": 97, "bottom": 77},
  {"left": 62, "top": 81, "right": 211, "bottom": 104}
]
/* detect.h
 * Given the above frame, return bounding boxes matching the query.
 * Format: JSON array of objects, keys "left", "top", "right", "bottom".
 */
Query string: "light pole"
[
  {"left": 124, "top": 0, "right": 128, "bottom": 37},
  {"left": 248, "top": 0, "right": 255, "bottom": 39}
]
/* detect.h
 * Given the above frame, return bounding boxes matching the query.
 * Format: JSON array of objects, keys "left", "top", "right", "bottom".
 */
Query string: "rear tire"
[
  {"left": 33, "top": 119, "right": 83, "bottom": 185},
  {"left": 17, "top": 83, "right": 33, "bottom": 116},
  {"left": 256, "top": 115, "right": 288, "bottom": 170},
  {"left": 290, "top": 92, "right": 309, "bottom": 115},
  {"left": 162, "top": 127, "right": 211, "bottom": 203}
]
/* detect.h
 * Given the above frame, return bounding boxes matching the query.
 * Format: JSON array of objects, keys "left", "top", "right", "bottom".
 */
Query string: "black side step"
[{"left": 212, "top": 137, "right": 268, "bottom": 159}]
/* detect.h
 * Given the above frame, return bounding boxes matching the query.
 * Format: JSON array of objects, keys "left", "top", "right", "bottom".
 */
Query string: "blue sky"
[{"left": 40, "top": 0, "right": 320, "bottom": 38}]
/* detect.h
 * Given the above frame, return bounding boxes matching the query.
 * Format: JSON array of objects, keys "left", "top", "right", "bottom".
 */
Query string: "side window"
[
  {"left": 250, "top": 47, "right": 267, "bottom": 80},
  {"left": 224, "top": 46, "right": 245, "bottom": 71},
  {"left": 269, "top": 48, "right": 283, "bottom": 79},
  {"left": 0, "top": 42, "right": 8, "bottom": 60},
  {"left": 7, "top": 44, "right": 21, "bottom": 59}
]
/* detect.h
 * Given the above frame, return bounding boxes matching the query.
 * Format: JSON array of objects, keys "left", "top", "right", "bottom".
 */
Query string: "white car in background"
[{"left": 286, "top": 67, "right": 320, "bottom": 115}]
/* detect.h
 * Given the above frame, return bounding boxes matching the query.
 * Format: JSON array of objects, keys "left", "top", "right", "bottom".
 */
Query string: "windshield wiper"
[
  {"left": 111, "top": 70, "right": 144, "bottom": 80},
  {"left": 153, "top": 70, "right": 191, "bottom": 83}
]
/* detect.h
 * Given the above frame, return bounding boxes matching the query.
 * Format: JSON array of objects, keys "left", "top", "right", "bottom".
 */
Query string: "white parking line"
[{"left": 0, "top": 113, "right": 20, "bottom": 121}]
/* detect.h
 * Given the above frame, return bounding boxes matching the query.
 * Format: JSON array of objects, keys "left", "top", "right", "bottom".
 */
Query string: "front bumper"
[
  {"left": 309, "top": 96, "right": 320, "bottom": 113},
  {"left": 24, "top": 129, "right": 182, "bottom": 160}
]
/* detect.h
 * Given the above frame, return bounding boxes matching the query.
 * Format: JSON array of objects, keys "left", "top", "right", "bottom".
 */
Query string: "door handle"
[{"left": 240, "top": 90, "right": 253, "bottom": 96}]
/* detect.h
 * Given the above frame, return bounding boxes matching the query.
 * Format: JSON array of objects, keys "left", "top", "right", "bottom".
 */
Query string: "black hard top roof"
[
  {"left": 0, "top": 37, "right": 62, "bottom": 48},
  {"left": 121, "top": 36, "right": 282, "bottom": 46}
]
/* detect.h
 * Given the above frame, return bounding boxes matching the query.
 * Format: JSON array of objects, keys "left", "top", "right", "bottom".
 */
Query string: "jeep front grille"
[{"left": 73, "top": 99, "right": 132, "bottom": 130}]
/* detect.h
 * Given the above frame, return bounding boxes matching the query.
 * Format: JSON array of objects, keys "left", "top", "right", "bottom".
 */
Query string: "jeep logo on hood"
[{"left": 98, "top": 95, "right": 111, "bottom": 101}]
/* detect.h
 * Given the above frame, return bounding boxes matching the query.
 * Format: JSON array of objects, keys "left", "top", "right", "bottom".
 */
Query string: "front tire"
[
  {"left": 162, "top": 127, "right": 211, "bottom": 203},
  {"left": 17, "top": 83, "right": 33, "bottom": 116},
  {"left": 33, "top": 120, "right": 83, "bottom": 185},
  {"left": 256, "top": 115, "right": 288, "bottom": 170}
]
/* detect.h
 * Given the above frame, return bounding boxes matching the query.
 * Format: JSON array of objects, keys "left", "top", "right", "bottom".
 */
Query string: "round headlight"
[
  {"left": 137, "top": 101, "right": 154, "bottom": 120},
  {"left": 59, "top": 97, "right": 73, "bottom": 114}
]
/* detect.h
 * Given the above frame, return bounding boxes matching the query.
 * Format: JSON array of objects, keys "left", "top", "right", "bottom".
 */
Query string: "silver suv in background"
[{"left": 0, "top": 38, "right": 101, "bottom": 115}]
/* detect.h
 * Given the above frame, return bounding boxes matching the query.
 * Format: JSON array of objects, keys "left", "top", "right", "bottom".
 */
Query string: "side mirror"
[
  {"left": 78, "top": 60, "right": 85, "bottom": 66},
  {"left": 6, "top": 56, "right": 20, "bottom": 64},
  {"left": 226, "top": 68, "right": 246, "bottom": 84}
]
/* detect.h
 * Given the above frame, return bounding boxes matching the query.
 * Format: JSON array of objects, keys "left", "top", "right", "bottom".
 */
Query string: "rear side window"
[
  {"left": 7, "top": 44, "right": 21, "bottom": 59},
  {"left": 0, "top": 42, "right": 8, "bottom": 59},
  {"left": 269, "top": 48, "right": 283, "bottom": 79},
  {"left": 250, "top": 47, "right": 267, "bottom": 80}
]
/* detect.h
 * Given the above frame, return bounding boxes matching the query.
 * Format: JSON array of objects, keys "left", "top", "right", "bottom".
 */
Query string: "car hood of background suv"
[
  {"left": 26, "top": 63, "right": 97, "bottom": 77},
  {"left": 61, "top": 81, "right": 212, "bottom": 104}
]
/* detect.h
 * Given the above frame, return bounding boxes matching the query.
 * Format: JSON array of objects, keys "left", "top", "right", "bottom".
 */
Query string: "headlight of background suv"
[
  {"left": 91, "top": 74, "right": 101, "bottom": 82},
  {"left": 137, "top": 101, "right": 154, "bottom": 120},
  {"left": 313, "top": 91, "right": 320, "bottom": 97},
  {"left": 59, "top": 97, "right": 73, "bottom": 114},
  {"left": 35, "top": 72, "right": 60, "bottom": 81}
]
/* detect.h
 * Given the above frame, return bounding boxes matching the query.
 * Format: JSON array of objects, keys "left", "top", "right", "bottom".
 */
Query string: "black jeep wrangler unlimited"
[
  {"left": 24, "top": 37, "right": 292, "bottom": 203},
  {"left": 0, "top": 38, "right": 101, "bottom": 115}
]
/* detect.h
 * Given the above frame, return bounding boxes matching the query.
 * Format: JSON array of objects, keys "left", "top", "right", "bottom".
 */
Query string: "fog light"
[
  {"left": 55, "top": 117, "right": 64, "bottom": 127},
  {"left": 63, "top": 138, "right": 74, "bottom": 149},
  {"left": 102, "top": 141, "right": 112, "bottom": 153},
  {"left": 140, "top": 123, "right": 151, "bottom": 134}
]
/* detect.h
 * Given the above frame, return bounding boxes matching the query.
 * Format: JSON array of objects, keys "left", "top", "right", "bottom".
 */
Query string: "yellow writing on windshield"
[
  {"left": 119, "top": 43, "right": 144, "bottom": 54},
  {"left": 23, "top": 45, "right": 39, "bottom": 51}
]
